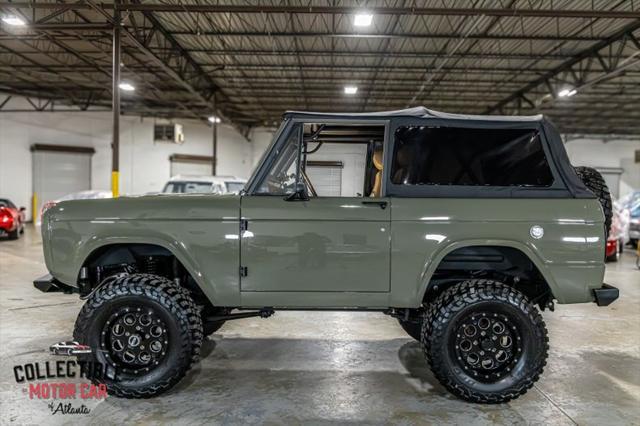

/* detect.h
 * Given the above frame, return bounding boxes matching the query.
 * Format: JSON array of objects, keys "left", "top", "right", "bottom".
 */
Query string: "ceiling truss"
[{"left": 0, "top": 1, "right": 638, "bottom": 134}]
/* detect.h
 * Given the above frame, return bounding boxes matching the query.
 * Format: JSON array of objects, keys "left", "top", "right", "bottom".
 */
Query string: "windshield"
[
  {"left": 163, "top": 181, "right": 214, "bottom": 194},
  {"left": 255, "top": 123, "right": 301, "bottom": 195},
  {"left": 245, "top": 119, "right": 288, "bottom": 191}
]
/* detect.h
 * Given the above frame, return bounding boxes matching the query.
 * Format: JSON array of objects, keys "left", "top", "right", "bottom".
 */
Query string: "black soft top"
[
  {"left": 283, "top": 107, "right": 593, "bottom": 199},
  {"left": 283, "top": 106, "right": 543, "bottom": 122}
]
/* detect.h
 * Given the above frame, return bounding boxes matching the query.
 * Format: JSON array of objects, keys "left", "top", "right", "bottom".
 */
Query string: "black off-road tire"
[
  {"left": 8, "top": 228, "right": 19, "bottom": 240},
  {"left": 73, "top": 274, "right": 203, "bottom": 398},
  {"left": 574, "top": 166, "right": 612, "bottom": 237},
  {"left": 422, "top": 279, "right": 548, "bottom": 404}
]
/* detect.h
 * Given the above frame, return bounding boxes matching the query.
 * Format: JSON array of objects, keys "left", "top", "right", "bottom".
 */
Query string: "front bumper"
[
  {"left": 33, "top": 274, "right": 74, "bottom": 294},
  {"left": 593, "top": 283, "right": 619, "bottom": 306},
  {"left": 0, "top": 225, "right": 16, "bottom": 235}
]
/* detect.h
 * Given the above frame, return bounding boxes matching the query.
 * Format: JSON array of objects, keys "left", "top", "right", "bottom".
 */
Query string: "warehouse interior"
[{"left": 0, "top": 1, "right": 639, "bottom": 424}]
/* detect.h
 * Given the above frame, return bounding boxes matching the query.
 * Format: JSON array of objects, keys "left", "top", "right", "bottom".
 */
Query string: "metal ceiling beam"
[
  {"left": 486, "top": 20, "right": 640, "bottom": 113},
  {"left": 4, "top": 25, "right": 616, "bottom": 43},
  {"left": 2, "top": 3, "right": 640, "bottom": 19},
  {"left": 26, "top": 23, "right": 113, "bottom": 31},
  {"left": 5, "top": 47, "right": 619, "bottom": 62},
  {"left": 168, "top": 30, "right": 606, "bottom": 42}
]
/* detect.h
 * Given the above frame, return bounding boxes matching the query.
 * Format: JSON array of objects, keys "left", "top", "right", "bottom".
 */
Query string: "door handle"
[{"left": 361, "top": 201, "right": 388, "bottom": 209}]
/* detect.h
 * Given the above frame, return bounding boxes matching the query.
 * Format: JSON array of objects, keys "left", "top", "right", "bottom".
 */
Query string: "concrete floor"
[{"left": 0, "top": 226, "right": 638, "bottom": 425}]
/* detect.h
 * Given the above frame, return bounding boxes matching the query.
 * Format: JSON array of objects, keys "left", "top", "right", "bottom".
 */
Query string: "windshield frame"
[{"left": 244, "top": 119, "right": 290, "bottom": 194}]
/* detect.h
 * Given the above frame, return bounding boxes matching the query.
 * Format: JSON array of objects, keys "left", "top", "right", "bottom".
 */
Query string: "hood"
[{"left": 43, "top": 193, "right": 240, "bottom": 223}]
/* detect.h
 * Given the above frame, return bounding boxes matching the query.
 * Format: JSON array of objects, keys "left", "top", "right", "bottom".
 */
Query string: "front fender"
[
  {"left": 42, "top": 195, "right": 242, "bottom": 306},
  {"left": 48, "top": 220, "right": 241, "bottom": 306},
  {"left": 81, "top": 235, "right": 233, "bottom": 305}
]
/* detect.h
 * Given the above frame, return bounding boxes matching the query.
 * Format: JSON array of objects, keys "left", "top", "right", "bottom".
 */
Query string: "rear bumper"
[{"left": 593, "top": 283, "right": 619, "bottom": 306}]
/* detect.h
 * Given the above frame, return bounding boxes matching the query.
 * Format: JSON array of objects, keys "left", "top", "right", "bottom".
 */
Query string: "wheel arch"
[
  {"left": 76, "top": 238, "right": 218, "bottom": 305},
  {"left": 417, "top": 240, "right": 558, "bottom": 305}
]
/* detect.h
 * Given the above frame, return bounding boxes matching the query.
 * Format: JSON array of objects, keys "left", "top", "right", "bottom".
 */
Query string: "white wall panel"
[
  {"left": 0, "top": 109, "right": 272, "bottom": 221},
  {"left": 564, "top": 138, "right": 640, "bottom": 199}
]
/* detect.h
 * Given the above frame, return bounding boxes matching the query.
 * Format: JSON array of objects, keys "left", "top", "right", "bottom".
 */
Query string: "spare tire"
[{"left": 574, "top": 166, "right": 612, "bottom": 237}]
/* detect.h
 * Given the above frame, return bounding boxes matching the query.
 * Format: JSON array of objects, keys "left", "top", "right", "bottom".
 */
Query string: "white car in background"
[
  {"left": 162, "top": 175, "right": 247, "bottom": 195},
  {"left": 39, "top": 190, "right": 113, "bottom": 225},
  {"left": 619, "top": 191, "right": 640, "bottom": 247}
]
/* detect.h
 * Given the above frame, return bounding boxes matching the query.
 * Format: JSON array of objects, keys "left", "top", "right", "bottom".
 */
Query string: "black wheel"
[
  {"left": 422, "top": 279, "right": 548, "bottom": 404},
  {"left": 73, "top": 274, "right": 203, "bottom": 398},
  {"left": 574, "top": 166, "right": 612, "bottom": 238},
  {"left": 202, "top": 306, "right": 230, "bottom": 336}
]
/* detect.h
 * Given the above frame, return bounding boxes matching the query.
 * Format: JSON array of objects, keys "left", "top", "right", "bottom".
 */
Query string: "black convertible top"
[
  {"left": 282, "top": 107, "right": 593, "bottom": 199},
  {"left": 284, "top": 106, "right": 543, "bottom": 122}
]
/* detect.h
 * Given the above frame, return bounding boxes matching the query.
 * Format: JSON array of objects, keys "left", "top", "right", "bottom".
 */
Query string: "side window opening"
[
  {"left": 255, "top": 122, "right": 386, "bottom": 197},
  {"left": 391, "top": 126, "right": 554, "bottom": 187}
]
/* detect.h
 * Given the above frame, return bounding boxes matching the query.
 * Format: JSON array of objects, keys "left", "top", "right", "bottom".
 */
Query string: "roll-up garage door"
[
  {"left": 306, "top": 161, "right": 343, "bottom": 196},
  {"left": 169, "top": 154, "right": 214, "bottom": 176},
  {"left": 31, "top": 144, "right": 94, "bottom": 222}
]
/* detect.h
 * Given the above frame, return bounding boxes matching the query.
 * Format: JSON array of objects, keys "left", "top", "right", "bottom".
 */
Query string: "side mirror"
[
  {"left": 285, "top": 182, "right": 310, "bottom": 202},
  {"left": 19, "top": 207, "right": 26, "bottom": 212}
]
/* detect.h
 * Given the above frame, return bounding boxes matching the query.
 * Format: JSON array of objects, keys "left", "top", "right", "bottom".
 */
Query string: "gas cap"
[{"left": 530, "top": 225, "right": 544, "bottom": 239}]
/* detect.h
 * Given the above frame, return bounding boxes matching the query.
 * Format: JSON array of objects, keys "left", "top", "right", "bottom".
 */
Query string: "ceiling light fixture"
[
  {"left": 558, "top": 88, "right": 577, "bottom": 97},
  {"left": 118, "top": 82, "right": 135, "bottom": 91},
  {"left": 2, "top": 15, "right": 26, "bottom": 26},
  {"left": 344, "top": 86, "right": 358, "bottom": 95},
  {"left": 354, "top": 13, "right": 373, "bottom": 27},
  {"left": 208, "top": 116, "right": 221, "bottom": 123}
]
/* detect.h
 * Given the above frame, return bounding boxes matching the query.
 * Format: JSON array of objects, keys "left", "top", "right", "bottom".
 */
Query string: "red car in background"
[
  {"left": 0, "top": 198, "right": 25, "bottom": 240},
  {"left": 605, "top": 203, "right": 629, "bottom": 262}
]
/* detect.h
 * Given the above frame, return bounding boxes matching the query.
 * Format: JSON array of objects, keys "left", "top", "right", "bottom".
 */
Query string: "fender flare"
[
  {"left": 416, "top": 239, "right": 558, "bottom": 302},
  {"left": 75, "top": 236, "right": 222, "bottom": 305}
]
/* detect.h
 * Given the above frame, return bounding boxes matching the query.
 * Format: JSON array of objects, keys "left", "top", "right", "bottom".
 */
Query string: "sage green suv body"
[
  {"left": 42, "top": 194, "right": 606, "bottom": 307},
  {"left": 37, "top": 107, "right": 617, "bottom": 402}
]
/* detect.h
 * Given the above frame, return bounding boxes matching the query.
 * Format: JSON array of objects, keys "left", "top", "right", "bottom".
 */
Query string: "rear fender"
[{"left": 417, "top": 239, "right": 559, "bottom": 302}]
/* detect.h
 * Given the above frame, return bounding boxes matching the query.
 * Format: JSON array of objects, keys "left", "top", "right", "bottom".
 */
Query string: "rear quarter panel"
[{"left": 390, "top": 198, "right": 606, "bottom": 307}]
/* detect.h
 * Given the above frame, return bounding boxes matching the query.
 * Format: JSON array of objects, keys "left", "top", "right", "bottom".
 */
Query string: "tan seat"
[{"left": 370, "top": 149, "right": 383, "bottom": 197}]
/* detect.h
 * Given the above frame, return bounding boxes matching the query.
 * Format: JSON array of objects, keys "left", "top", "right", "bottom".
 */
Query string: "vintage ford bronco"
[{"left": 37, "top": 107, "right": 618, "bottom": 403}]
